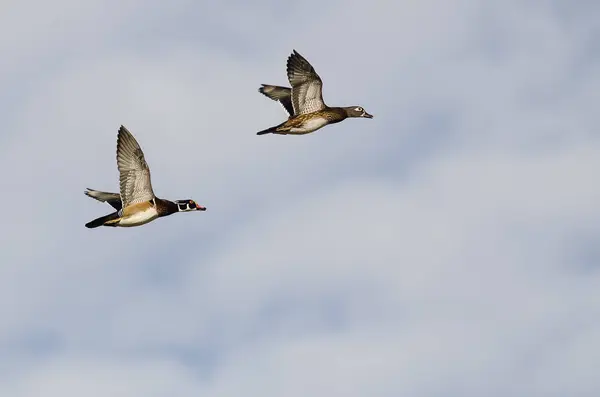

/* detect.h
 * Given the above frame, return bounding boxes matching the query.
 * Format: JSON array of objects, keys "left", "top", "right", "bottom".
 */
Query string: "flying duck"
[
  {"left": 257, "top": 50, "right": 373, "bottom": 135},
  {"left": 84, "top": 125, "right": 206, "bottom": 228}
]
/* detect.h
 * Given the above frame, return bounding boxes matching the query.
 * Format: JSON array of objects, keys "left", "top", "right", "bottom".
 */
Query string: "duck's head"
[
  {"left": 175, "top": 199, "right": 206, "bottom": 212},
  {"left": 343, "top": 106, "right": 373, "bottom": 119}
]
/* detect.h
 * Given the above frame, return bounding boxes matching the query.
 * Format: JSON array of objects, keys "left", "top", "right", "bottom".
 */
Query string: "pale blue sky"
[{"left": 0, "top": 0, "right": 599, "bottom": 396}]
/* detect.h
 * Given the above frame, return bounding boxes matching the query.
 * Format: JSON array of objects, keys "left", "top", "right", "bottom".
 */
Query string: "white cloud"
[{"left": 6, "top": 355, "right": 200, "bottom": 397}]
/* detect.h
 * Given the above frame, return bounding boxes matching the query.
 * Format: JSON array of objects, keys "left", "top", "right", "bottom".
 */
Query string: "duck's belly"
[
  {"left": 119, "top": 207, "right": 159, "bottom": 227},
  {"left": 289, "top": 117, "right": 329, "bottom": 134}
]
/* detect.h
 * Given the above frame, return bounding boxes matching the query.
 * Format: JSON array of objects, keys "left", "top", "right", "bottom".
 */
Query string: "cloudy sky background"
[{"left": 0, "top": 0, "right": 599, "bottom": 395}]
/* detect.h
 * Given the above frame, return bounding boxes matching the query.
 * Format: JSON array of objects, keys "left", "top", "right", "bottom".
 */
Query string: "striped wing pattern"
[
  {"left": 116, "top": 125, "right": 155, "bottom": 208},
  {"left": 286, "top": 50, "right": 326, "bottom": 115}
]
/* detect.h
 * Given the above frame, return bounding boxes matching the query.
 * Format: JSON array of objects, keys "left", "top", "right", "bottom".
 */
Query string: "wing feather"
[
  {"left": 116, "top": 126, "right": 155, "bottom": 208},
  {"left": 286, "top": 50, "right": 326, "bottom": 115},
  {"left": 258, "top": 84, "right": 295, "bottom": 116}
]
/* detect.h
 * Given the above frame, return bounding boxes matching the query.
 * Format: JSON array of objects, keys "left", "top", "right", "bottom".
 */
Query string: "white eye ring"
[{"left": 355, "top": 107, "right": 363, "bottom": 112}]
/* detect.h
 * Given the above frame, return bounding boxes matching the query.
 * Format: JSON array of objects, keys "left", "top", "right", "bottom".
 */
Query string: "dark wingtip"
[
  {"left": 292, "top": 49, "right": 304, "bottom": 60},
  {"left": 288, "top": 50, "right": 298, "bottom": 62},
  {"left": 118, "top": 125, "right": 132, "bottom": 138},
  {"left": 287, "top": 50, "right": 309, "bottom": 74}
]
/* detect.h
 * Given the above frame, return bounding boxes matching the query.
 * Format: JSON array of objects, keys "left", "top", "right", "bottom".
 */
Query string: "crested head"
[
  {"left": 343, "top": 106, "right": 373, "bottom": 119},
  {"left": 175, "top": 199, "right": 206, "bottom": 212}
]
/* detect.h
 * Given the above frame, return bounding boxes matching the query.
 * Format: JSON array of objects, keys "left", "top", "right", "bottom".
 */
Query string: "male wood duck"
[
  {"left": 257, "top": 50, "right": 373, "bottom": 135},
  {"left": 84, "top": 125, "right": 206, "bottom": 228}
]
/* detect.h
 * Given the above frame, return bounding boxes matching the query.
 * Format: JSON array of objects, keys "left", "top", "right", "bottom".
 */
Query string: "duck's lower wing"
[{"left": 84, "top": 188, "right": 123, "bottom": 210}]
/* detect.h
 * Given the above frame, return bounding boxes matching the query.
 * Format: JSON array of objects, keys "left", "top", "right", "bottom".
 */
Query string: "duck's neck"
[
  {"left": 325, "top": 107, "right": 349, "bottom": 122},
  {"left": 155, "top": 198, "right": 178, "bottom": 217}
]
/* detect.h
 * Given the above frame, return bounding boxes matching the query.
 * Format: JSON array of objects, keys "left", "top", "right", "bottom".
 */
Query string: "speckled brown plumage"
[{"left": 257, "top": 50, "right": 373, "bottom": 136}]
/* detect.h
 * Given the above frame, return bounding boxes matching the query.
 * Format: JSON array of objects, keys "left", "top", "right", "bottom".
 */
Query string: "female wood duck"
[
  {"left": 257, "top": 50, "right": 373, "bottom": 135},
  {"left": 84, "top": 125, "right": 206, "bottom": 228}
]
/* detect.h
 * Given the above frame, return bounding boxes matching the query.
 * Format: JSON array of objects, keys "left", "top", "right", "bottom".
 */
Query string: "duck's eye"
[{"left": 355, "top": 107, "right": 363, "bottom": 112}]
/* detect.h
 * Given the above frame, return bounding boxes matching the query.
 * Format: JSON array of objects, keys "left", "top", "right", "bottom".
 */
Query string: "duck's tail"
[
  {"left": 85, "top": 212, "right": 120, "bottom": 228},
  {"left": 256, "top": 125, "right": 279, "bottom": 135}
]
